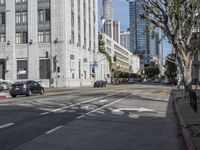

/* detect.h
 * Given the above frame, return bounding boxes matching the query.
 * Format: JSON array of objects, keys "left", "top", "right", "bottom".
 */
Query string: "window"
[
  {"left": 22, "top": 32, "right": 27, "bottom": 43},
  {"left": 45, "top": 9, "right": 50, "bottom": 21},
  {"left": 1, "top": 12, "right": 5, "bottom": 24},
  {"left": 0, "top": 33, "right": 5, "bottom": 42},
  {"left": 0, "top": 0, "right": 5, "bottom": 5},
  {"left": 71, "top": 11, "right": 74, "bottom": 27},
  {"left": 39, "top": 59, "right": 50, "bottom": 79},
  {"left": 16, "top": 0, "right": 26, "bottom": 3},
  {"left": 38, "top": 10, "right": 44, "bottom": 22},
  {"left": 45, "top": 31, "right": 50, "bottom": 42},
  {"left": 16, "top": 12, "right": 21, "bottom": 24},
  {"left": 38, "top": 31, "right": 50, "bottom": 43},
  {"left": 16, "top": 33, "right": 22, "bottom": 44},
  {"left": 17, "top": 60, "right": 27, "bottom": 79},
  {"left": 71, "top": 31, "right": 74, "bottom": 44},
  {"left": 22, "top": 12, "right": 27, "bottom": 23},
  {"left": 38, "top": 31, "right": 44, "bottom": 43}
]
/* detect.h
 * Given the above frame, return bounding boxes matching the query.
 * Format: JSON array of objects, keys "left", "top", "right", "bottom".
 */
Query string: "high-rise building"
[
  {"left": 120, "top": 31, "right": 130, "bottom": 51},
  {"left": 129, "top": 0, "right": 150, "bottom": 66},
  {"left": 0, "top": 0, "right": 98, "bottom": 87},
  {"left": 101, "top": 0, "right": 120, "bottom": 43},
  {"left": 102, "top": 0, "right": 112, "bottom": 21}
]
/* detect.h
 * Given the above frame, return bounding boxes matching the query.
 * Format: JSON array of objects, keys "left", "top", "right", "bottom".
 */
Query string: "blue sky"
[{"left": 98, "top": 0, "right": 171, "bottom": 59}]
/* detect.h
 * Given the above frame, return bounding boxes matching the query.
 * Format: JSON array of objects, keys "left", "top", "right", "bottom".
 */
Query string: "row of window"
[
  {"left": 0, "top": 0, "right": 27, "bottom": 5},
  {"left": 0, "top": 31, "right": 50, "bottom": 43},
  {"left": 16, "top": 9, "right": 50, "bottom": 24}
]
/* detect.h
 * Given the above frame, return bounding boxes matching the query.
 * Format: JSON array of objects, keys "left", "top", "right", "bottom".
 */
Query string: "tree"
[
  {"left": 144, "top": 66, "right": 160, "bottom": 78},
  {"left": 140, "top": 0, "right": 200, "bottom": 91}
]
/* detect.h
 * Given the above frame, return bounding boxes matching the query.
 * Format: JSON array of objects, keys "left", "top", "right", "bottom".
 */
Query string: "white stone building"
[
  {"left": 0, "top": 0, "right": 100, "bottom": 87},
  {"left": 101, "top": 33, "right": 140, "bottom": 76}
]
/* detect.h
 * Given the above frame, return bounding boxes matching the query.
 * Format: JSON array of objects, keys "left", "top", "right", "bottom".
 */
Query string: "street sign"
[{"left": 90, "top": 64, "right": 98, "bottom": 67}]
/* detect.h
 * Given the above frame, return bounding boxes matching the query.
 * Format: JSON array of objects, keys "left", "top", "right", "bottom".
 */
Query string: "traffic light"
[
  {"left": 46, "top": 51, "right": 49, "bottom": 58},
  {"left": 113, "top": 55, "right": 117, "bottom": 62},
  {"left": 57, "top": 66, "right": 60, "bottom": 73}
]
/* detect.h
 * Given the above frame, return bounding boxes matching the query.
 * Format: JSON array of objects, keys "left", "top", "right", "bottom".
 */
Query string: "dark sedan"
[
  {"left": 94, "top": 80, "right": 107, "bottom": 88},
  {"left": 10, "top": 80, "right": 44, "bottom": 97}
]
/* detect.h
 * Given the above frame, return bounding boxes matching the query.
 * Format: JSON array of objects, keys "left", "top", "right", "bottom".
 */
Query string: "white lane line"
[
  {"left": 40, "top": 112, "right": 50, "bottom": 115},
  {"left": 0, "top": 123, "right": 15, "bottom": 129},
  {"left": 77, "top": 94, "right": 132, "bottom": 119},
  {"left": 46, "top": 126, "right": 63, "bottom": 134},
  {"left": 51, "top": 92, "right": 121, "bottom": 112}
]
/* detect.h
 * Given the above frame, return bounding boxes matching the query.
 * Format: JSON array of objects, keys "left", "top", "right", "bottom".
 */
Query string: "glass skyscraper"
[{"left": 129, "top": 0, "right": 150, "bottom": 66}]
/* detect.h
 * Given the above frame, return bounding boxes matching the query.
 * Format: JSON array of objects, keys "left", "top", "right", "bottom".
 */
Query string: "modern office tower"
[
  {"left": 0, "top": 0, "right": 98, "bottom": 87},
  {"left": 120, "top": 31, "right": 130, "bottom": 51},
  {"left": 101, "top": 0, "right": 120, "bottom": 43},
  {"left": 129, "top": 0, "right": 150, "bottom": 66}
]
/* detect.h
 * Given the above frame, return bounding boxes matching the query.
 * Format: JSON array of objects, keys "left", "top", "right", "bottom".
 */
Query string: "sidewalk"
[{"left": 172, "top": 89, "right": 200, "bottom": 150}]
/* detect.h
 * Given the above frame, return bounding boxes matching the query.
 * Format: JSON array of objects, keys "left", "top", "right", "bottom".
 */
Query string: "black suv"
[
  {"left": 94, "top": 80, "right": 107, "bottom": 88},
  {"left": 10, "top": 80, "right": 44, "bottom": 97}
]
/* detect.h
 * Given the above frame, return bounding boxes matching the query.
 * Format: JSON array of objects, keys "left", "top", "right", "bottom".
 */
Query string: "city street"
[{"left": 0, "top": 84, "right": 185, "bottom": 150}]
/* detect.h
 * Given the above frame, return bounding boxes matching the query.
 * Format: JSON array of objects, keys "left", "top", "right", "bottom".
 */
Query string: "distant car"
[
  {"left": 94, "top": 80, "right": 107, "bottom": 88},
  {"left": 10, "top": 80, "right": 44, "bottom": 97},
  {"left": 162, "top": 78, "right": 170, "bottom": 84},
  {"left": 146, "top": 78, "right": 152, "bottom": 82},
  {"left": 153, "top": 78, "right": 160, "bottom": 83}
]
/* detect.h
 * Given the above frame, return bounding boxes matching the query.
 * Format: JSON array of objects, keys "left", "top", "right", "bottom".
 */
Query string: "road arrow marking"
[
  {"left": 99, "top": 100, "right": 108, "bottom": 103},
  {"left": 112, "top": 107, "right": 156, "bottom": 113}
]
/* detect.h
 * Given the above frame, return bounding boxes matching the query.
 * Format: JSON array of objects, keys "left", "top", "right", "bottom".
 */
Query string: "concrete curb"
[
  {"left": 171, "top": 91, "right": 197, "bottom": 150},
  {"left": 0, "top": 93, "right": 8, "bottom": 100}
]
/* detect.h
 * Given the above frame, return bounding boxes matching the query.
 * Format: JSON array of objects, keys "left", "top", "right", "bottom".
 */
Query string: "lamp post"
[{"left": 27, "top": 39, "right": 33, "bottom": 79}]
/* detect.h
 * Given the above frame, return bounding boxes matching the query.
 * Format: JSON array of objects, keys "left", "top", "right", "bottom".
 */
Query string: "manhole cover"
[{"left": 189, "top": 125, "right": 200, "bottom": 137}]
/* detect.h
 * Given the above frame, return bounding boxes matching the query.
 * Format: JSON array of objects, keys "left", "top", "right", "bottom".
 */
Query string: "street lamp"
[{"left": 27, "top": 39, "right": 33, "bottom": 79}]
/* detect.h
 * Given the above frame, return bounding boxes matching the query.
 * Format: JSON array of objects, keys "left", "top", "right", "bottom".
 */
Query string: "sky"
[{"left": 98, "top": 0, "right": 171, "bottom": 59}]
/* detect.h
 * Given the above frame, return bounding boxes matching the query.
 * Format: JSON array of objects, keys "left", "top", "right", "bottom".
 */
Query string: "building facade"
[
  {"left": 0, "top": 0, "right": 99, "bottom": 87},
  {"left": 120, "top": 31, "right": 130, "bottom": 51}
]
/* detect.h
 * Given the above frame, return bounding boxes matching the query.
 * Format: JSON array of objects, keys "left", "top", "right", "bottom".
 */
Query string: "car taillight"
[{"left": 23, "top": 84, "right": 27, "bottom": 89}]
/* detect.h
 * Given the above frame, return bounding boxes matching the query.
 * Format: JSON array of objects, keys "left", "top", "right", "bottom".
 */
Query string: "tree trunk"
[{"left": 182, "top": 59, "right": 193, "bottom": 92}]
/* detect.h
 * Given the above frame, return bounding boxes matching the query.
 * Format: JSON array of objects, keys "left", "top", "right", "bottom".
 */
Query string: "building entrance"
[{"left": 0, "top": 59, "right": 5, "bottom": 80}]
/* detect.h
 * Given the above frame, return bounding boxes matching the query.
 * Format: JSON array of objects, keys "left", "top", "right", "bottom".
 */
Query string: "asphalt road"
[{"left": 0, "top": 84, "right": 185, "bottom": 150}]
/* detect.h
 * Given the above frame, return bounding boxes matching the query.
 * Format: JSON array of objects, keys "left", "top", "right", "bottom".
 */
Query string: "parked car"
[
  {"left": 1, "top": 81, "right": 12, "bottom": 90},
  {"left": 94, "top": 80, "right": 107, "bottom": 88},
  {"left": 10, "top": 80, "right": 44, "bottom": 97},
  {"left": 37, "top": 80, "right": 49, "bottom": 88},
  {"left": 0, "top": 83, "right": 4, "bottom": 91}
]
